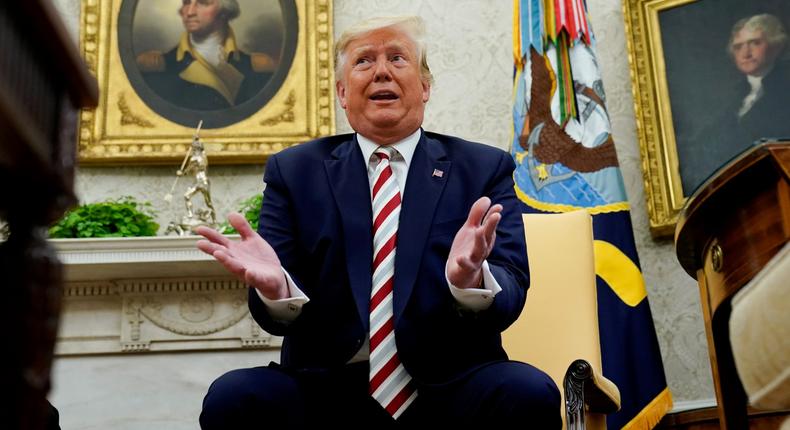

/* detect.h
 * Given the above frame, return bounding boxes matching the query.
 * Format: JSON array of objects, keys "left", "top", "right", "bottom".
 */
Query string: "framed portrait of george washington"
[
  {"left": 624, "top": 0, "right": 790, "bottom": 236},
  {"left": 78, "top": 0, "right": 335, "bottom": 164}
]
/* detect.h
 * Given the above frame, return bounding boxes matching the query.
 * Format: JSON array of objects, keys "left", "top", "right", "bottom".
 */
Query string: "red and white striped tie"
[{"left": 369, "top": 146, "right": 417, "bottom": 419}]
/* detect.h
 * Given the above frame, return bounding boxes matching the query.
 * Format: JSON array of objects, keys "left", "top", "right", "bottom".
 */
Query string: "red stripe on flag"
[
  {"left": 385, "top": 381, "right": 416, "bottom": 416},
  {"left": 369, "top": 353, "right": 400, "bottom": 394},
  {"left": 370, "top": 278, "right": 394, "bottom": 312},
  {"left": 554, "top": 0, "right": 565, "bottom": 34},
  {"left": 578, "top": 0, "right": 590, "bottom": 44},
  {"left": 369, "top": 316, "right": 394, "bottom": 351},
  {"left": 565, "top": 0, "right": 577, "bottom": 40}
]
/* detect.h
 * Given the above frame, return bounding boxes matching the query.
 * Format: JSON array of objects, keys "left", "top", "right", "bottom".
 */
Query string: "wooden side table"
[{"left": 675, "top": 141, "right": 790, "bottom": 429}]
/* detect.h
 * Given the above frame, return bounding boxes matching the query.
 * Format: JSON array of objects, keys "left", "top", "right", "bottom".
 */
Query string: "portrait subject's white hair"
[
  {"left": 218, "top": 0, "right": 241, "bottom": 21},
  {"left": 728, "top": 14, "right": 788, "bottom": 56},
  {"left": 334, "top": 16, "right": 434, "bottom": 85},
  {"left": 180, "top": 0, "right": 240, "bottom": 22}
]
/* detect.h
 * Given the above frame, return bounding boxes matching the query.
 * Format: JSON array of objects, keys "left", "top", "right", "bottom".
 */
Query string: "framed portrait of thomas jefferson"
[
  {"left": 624, "top": 0, "right": 790, "bottom": 236},
  {"left": 79, "top": 0, "right": 335, "bottom": 164}
]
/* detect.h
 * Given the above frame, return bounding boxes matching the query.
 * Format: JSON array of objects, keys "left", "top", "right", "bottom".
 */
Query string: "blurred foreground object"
[{"left": 0, "top": 1, "right": 97, "bottom": 429}]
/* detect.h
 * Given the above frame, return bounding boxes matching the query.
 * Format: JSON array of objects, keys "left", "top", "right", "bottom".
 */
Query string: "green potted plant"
[
  {"left": 220, "top": 194, "right": 263, "bottom": 234},
  {"left": 49, "top": 196, "right": 159, "bottom": 238}
]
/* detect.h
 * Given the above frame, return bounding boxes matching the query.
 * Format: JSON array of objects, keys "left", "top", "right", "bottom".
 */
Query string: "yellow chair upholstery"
[{"left": 503, "top": 210, "right": 620, "bottom": 430}]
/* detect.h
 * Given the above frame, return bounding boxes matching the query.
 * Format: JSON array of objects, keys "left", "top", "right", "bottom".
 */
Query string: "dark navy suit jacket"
[{"left": 250, "top": 130, "right": 530, "bottom": 385}]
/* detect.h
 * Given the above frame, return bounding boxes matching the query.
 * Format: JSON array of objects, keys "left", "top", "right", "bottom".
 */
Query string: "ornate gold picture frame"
[
  {"left": 624, "top": 0, "right": 688, "bottom": 237},
  {"left": 78, "top": 0, "right": 334, "bottom": 165},
  {"left": 623, "top": 0, "right": 790, "bottom": 236}
]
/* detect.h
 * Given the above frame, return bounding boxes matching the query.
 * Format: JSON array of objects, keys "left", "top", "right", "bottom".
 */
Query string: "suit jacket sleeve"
[
  {"left": 248, "top": 154, "right": 305, "bottom": 336},
  {"left": 468, "top": 151, "right": 529, "bottom": 333}
]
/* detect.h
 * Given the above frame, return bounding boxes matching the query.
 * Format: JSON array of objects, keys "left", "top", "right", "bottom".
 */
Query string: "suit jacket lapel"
[
  {"left": 324, "top": 136, "right": 373, "bottom": 332},
  {"left": 394, "top": 133, "right": 451, "bottom": 326}
]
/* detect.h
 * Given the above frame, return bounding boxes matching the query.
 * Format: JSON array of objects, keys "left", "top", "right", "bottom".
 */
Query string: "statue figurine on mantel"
[{"left": 164, "top": 121, "right": 218, "bottom": 235}]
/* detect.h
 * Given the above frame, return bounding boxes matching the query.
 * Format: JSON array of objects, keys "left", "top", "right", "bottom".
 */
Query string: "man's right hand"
[{"left": 196, "top": 212, "right": 289, "bottom": 300}]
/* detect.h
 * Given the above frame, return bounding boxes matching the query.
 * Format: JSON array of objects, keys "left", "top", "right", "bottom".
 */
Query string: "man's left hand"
[{"left": 447, "top": 197, "right": 502, "bottom": 289}]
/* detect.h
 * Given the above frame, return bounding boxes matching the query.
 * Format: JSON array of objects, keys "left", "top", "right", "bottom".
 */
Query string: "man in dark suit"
[
  {"left": 136, "top": 0, "right": 274, "bottom": 110},
  {"left": 196, "top": 15, "right": 560, "bottom": 429},
  {"left": 680, "top": 13, "right": 790, "bottom": 191}
]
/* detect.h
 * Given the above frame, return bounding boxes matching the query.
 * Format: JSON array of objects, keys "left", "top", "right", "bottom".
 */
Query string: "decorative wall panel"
[{"left": 54, "top": 237, "right": 280, "bottom": 355}]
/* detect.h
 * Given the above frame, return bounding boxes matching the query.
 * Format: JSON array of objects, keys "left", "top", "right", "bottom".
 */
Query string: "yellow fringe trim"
[
  {"left": 509, "top": 67, "right": 523, "bottom": 154},
  {"left": 514, "top": 182, "right": 631, "bottom": 214},
  {"left": 512, "top": 0, "right": 521, "bottom": 66},
  {"left": 622, "top": 388, "right": 673, "bottom": 430}
]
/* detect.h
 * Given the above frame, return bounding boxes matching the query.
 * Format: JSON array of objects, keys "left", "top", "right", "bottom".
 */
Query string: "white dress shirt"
[
  {"left": 738, "top": 74, "right": 764, "bottom": 118},
  {"left": 190, "top": 31, "right": 226, "bottom": 67}
]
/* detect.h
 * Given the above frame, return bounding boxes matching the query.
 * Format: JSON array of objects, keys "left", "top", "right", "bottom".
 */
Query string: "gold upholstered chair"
[{"left": 502, "top": 210, "right": 621, "bottom": 430}]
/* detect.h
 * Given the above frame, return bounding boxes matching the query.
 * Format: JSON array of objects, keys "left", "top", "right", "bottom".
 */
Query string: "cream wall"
[{"left": 51, "top": 0, "right": 714, "bottom": 421}]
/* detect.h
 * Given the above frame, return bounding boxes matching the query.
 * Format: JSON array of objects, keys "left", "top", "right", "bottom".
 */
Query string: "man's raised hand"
[
  {"left": 446, "top": 197, "right": 502, "bottom": 289},
  {"left": 195, "top": 212, "right": 289, "bottom": 300}
]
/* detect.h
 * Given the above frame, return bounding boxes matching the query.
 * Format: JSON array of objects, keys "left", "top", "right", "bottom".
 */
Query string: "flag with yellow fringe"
[{"left": 511, "top": 0, "right": 673, "bottom": 428}]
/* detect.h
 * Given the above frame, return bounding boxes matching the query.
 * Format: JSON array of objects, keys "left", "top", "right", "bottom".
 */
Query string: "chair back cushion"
[{"left": 502, "top": 210, "right": 603, "bottom": 428}]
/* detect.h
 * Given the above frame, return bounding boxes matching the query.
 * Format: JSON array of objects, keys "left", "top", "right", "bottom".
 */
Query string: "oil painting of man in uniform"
[{"left": 134, "top": 0, "right": 277, "bottom": 111}]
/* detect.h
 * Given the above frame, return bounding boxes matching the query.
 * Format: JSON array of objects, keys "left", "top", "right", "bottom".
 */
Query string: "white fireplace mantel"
[{"left": 52, "top": 235, "right": 281, "bottom": 356}]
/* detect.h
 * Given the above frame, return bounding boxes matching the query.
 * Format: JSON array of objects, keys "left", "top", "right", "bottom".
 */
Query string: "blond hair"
[{"left": 334, "top": 16, "right": 434, "bottom": 84}]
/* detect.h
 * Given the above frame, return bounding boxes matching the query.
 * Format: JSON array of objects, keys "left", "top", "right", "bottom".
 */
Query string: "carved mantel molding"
[{"left": 52, "top": 236, "right": 281, "bottom": 355}]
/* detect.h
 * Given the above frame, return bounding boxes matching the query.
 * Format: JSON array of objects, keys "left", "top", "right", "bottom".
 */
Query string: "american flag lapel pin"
[{"left": 432, "top": 168, "right": 444, "bottom": 178}]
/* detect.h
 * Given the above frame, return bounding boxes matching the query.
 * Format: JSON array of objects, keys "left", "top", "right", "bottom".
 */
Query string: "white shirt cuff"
[
  {"left": 255, "top": 268, "right": 309, "bottom": 322},
  {"left": 446, "top": 260, "right": 502, "bottom": 311}
]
